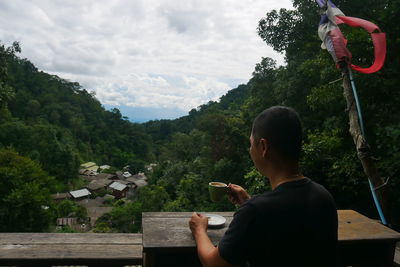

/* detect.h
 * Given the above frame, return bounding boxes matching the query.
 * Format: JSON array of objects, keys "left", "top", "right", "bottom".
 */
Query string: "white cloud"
[{"left": 0, "top": 0, "right": 292, "bottom": 117}]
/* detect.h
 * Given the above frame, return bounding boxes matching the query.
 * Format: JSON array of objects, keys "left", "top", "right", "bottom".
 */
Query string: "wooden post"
[{"left": 341, "top": 67, "right": 392, "bottom": 225}]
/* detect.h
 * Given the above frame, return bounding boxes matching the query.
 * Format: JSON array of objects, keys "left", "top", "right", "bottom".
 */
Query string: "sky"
[{"left": 0, "top": 0, "right": 292, "bottom": 122}]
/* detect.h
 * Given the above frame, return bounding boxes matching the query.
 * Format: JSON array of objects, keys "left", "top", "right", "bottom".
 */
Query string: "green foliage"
[
  {"left": 0, "top": 148, "right": 55, "bottom": 232},
  {"left": 1, "top": 0, "right": 400, "bottom": 233},
  {"left": 0, "top": 41, "right": 153, "bottom": 186},
  {"left": 55, "top": 225, "right": 77, "bottom": 233},
  {"left": 56, "top": 200, "right": 76, "bottom": 217},
  {"left": 55, "top": 200, "right": 88, "bottom": 221},
  {"left": 244, "top": 167, "right": 270, "bottom": 196},
  {"left": 101, "top": 166, "right": 119, "bottom": 174},
  {"left": 257, "top": 9, "right": 301, "bottom": 53},
  {"left": 137, "top": 185, "right": 170, "bottom": 211},
  {"left": 94, "top": 201, "right": 142, "bottom": 233},
  {"left": 0, "top": 42, "right": 19, "bottom": 108},
  {"left": 139, "top": 0, "right": 400, "bottom": 229}
]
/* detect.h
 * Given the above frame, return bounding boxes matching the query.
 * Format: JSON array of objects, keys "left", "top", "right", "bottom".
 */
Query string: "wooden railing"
[
  {"left": 0, "top": 233, "right": 143, "bottom": 267},
  {"left": 1, "top": 215, "right": 400, "bottom": 267}
]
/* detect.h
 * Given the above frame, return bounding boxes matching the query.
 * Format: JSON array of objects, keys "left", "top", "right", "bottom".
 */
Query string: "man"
[{"left": 189, "top": 106, "right": 338, "bottom": 267}]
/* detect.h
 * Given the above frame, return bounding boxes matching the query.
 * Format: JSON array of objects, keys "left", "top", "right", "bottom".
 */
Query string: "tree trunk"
[{"left": 341, "top": 68, "right": 392, "bottom": 225}]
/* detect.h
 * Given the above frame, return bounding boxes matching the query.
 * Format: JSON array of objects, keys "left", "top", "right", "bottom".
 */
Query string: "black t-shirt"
[{"left": 218, "top": 178, "right": 338, "bottom": 267}]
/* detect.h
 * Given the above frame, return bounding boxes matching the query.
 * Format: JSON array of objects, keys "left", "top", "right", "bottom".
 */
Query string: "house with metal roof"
[
  {"left": 109, "top": 181, "right": 127, "bottom": 191},
  {"left": 108, "top": 181, "right": 128, "bottom": 199},
  {"left": 79, "top": 162, "right": 99, "bottom": 176},
  {"left": 69, "top": 189, "right": 91, "bottom": 199}
]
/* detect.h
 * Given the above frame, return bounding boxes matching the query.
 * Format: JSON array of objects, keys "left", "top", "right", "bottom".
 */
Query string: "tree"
[
  {"left": 0, "top": 42, "right": 18, "bottom": 114},
  {"left": 56, "top": 199, "right": 87, "bottom": 221},
  {"left": 0, "top": 148, "right": 56, "bottom": 232}
]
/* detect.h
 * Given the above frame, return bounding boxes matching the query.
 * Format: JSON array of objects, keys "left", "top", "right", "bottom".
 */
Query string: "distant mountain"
[{"left": 102, "top": 104, "right": 188, "bottom": 123}]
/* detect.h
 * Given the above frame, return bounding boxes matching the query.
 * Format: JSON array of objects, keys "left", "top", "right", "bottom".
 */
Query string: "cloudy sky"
[{"left": 0, "top": 0, "right": 292, "bottom": 122}]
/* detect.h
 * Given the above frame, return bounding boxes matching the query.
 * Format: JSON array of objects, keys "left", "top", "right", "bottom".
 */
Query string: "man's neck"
[
  {"left": 265, "top": 165, "right": 304, "bottom": 190},
  {"left": 270, "top": 174, "right": 305, "bottom": 190}
]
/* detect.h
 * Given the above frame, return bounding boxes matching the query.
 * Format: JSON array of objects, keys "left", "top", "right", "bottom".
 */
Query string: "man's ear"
[{"left": 260, "top": 138, "right": 268, "bottom": 158}]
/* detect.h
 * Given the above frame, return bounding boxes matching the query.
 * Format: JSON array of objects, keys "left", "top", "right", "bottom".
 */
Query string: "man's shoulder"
[
  {"left": 238, "top": 191, "right": 276, "bottom": 214},
  {"left": 306, "top": 178, "right": 336, "bottom": 204},
  {"left": 243, "top": 178, "right": 336, "bottom": 212}
]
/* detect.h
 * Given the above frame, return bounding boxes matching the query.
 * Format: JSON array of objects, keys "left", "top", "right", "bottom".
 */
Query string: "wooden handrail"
[{"left": 0, "top": 233, "right": 143, "bottom": 267}]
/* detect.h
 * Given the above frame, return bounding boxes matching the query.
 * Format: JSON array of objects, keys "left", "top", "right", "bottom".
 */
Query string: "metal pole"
[{"left": 341, "top": 66, "right": 391, "bottom": 225}]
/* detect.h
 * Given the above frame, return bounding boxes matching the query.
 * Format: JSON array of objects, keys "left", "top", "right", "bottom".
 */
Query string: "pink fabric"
[
  {"left": 329, "top": 28, "right": 352, "bottom": 64},
  {"left": 335, "top": 16, "right": 386, "bottom": 74}
]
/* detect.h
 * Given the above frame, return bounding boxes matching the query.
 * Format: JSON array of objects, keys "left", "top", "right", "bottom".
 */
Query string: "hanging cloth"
[{"left": 317, "top": 0, "right": 386, "bottom": 73}]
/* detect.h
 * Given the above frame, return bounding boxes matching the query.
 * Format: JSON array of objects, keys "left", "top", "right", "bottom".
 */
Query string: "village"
[{"left": 51, "top": 162, "right": 157, "bottom": 232}]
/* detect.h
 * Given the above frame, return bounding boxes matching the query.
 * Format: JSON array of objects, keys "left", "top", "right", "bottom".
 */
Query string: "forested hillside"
[
  {"left": 0, "top": 42, "right": 154, "bottom": 231},
  {"left": 0, "top": 42, "right": 153, "bottom": 181},
  {"left": 1, "top": 0, "right": 399, "bottom": 232}
]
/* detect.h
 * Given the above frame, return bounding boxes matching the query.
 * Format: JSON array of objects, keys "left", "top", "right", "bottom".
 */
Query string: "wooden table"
[
  {"left": 142, "top": 210, "right": 400, "bottom": 267},
  {"left": 338, "top": 210, "right": 400, "bottom": 266}
]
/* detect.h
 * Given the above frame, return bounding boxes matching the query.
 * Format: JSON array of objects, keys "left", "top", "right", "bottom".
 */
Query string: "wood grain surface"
[
  {"left": 142, "top": 210, "right": 400, "bottom": 250},
  {"left": 0, "top": 233, "right": 143, "bottom": 265},
  {"left": 143, "top": 212, "right": 233, "bottom": 249}
]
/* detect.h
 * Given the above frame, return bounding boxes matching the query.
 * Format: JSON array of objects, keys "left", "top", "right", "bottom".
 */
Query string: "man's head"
[{"left": 250, "top": 106, "right": 302, "bottom": 168}]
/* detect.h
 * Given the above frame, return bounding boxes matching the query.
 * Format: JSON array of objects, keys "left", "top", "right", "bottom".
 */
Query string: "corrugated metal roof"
[
  {"left": 123, "top": 171, "right": 132, "bottom": 178},
  {"left": 80, "top": 162, "right": 96, "bottom": 168},
  {"left": 109, "top": 181, "right": 127, "bottom": 191},
  {"left": 70, "top": 188, "right": 91, "bottom": 198},
  {"left": 99, "top": 165, "right": 110, "bottom": 169}
]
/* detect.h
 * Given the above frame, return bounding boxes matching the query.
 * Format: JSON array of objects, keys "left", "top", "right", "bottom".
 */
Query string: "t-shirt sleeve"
[{"left": 218, "top": 202, "right": 256, "bottom": 265}]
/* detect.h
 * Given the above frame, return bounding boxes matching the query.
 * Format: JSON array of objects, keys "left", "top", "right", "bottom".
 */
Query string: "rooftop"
[
  {"left": 80, "top": 162, "right": 97, "bottom": 169},
  {"left": 99, "top": 165, "right": 111, "bottom": 170},
  {"left": 70, "top": 188, "right": 91, "bottom": 198},
  {"left": 109, "top": 182, "right": 127, "bottom": 191},
  {"left": 87, "top": 179, "right": 112, "bottom": 191}
]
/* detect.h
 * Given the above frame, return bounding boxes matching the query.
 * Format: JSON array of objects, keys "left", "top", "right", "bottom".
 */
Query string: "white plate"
[{"left": 204, "top": 214, "right": 226, "bottom": 228}]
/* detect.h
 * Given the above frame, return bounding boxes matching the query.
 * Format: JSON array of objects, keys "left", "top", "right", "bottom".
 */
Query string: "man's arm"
[{"left": 189, "top": 212, "right": 234, "bottom": 267}]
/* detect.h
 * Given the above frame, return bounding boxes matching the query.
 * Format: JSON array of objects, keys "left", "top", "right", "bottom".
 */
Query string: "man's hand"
[
  {"left": 189, "top": 212, "right": 208, "bottom": 236},
  {"left": 227, "top": 184, "right": 250, "bottom": 206},
  {"left": 188, "top": 212, "right": 234, "bottom": 267}
]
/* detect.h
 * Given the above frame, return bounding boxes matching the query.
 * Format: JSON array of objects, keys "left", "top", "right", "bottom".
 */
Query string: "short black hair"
[{"left": 251, "top": 106, "right": 302, "bottom": 161}]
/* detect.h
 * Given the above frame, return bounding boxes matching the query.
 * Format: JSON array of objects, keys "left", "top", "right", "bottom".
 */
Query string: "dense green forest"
[{"left": 1, "top": 0, "right": 399, "bottom": 232}]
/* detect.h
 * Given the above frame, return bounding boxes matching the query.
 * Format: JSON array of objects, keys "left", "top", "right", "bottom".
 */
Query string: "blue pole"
[
  {"left": 347, "top": 66, "right": 388, "bottom": 225},
  {"left": 348, "top": 68, "right": 366, "bottom": 137}
]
